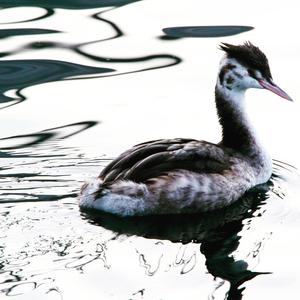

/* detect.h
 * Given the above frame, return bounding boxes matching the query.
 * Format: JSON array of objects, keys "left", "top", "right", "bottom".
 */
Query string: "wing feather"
[
  {"left": 100, "top": 138, "right": 196, "bottom": 179},
  {"left": 100, "top": 138, "right": 230, "bottom": 184}
]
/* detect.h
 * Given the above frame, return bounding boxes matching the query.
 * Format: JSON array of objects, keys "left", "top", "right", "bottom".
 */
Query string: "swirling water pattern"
[{"left": 0, "top": 1, "right": 299, "bottom": 299}]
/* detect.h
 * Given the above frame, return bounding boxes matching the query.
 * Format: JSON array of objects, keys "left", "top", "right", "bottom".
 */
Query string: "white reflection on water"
[{"left": 0, "top": 0, "right": 300, "bottom": 299}]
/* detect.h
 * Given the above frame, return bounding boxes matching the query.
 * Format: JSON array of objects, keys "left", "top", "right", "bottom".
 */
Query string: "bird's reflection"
[
  {"left": 201, "top": 218, "right": 270, "bottom": 300},
  {"left": 82, "top": 181, "right": 273, "bottom": 299}
]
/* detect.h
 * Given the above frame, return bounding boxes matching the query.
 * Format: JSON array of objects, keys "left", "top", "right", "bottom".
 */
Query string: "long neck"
[{"left": 215, "top": 85, "right": 260, "bottom": 154}]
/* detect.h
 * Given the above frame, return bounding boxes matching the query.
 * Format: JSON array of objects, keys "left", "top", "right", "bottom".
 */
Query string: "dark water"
[
  {"left": 162, "top": 26, "right": 254, "bottom": 38},
  {"left": 0, "top": 1, "right": 299, "bottom": 299}
]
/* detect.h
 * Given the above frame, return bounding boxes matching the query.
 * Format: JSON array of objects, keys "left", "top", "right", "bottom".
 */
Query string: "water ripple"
[
  {"left": 0, "top": 7, "right": 55, "bottom": 24},
  {"left": 0, "top": 6, "right": 182, "bottom": 105},
  {"left": 0, "top": 121, "right": 103, "bottom": 204},
  {"left": 0, "top": 3, "right": 297, "bottom": 299},
  {"left": 0, "top": 0, "right": 142, "bottom": 10},
  {"left": 81, "top": 162, "right": 300, "bottom": 298},
  {"left": 0, "top": 158, "right": 298, "bottom": 299},
  {"left": 91, "top": 9, "right": 124, "bottom": 42},
  {"left": 0, "top": 60, "right": 114, "bottom": 106},
  {"left": 82, "top": 181, "right": 271, "bottom": 243},
  {"left": 0, "top": 28, "right": 60, "bottom": 39},
  {"left": 0, "top": 121, "right": 98, "bottom": 151},
  {"left": 162, "top": 26, "right": 254, "bottom": 38}
]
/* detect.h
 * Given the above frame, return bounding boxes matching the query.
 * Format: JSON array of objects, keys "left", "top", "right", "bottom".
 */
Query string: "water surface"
[{"left": 0, "top": 1, "right": 300, "bottom": 299}]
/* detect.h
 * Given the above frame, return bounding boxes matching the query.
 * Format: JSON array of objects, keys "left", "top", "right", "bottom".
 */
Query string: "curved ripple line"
[
  {"left": 40, "top": 121, "right": 99, "bottom": 139},
  {"left": 0, "top": 0, "right": 142, "bottom": 10},
  {"left": 0, "top": 121, "right": 99, "bottom": 151},
  {"left": 5, "top": 281, "right": 37, "bottom": 297},
  {"left": 90, "top": 8, "right": 124, "bottom": 43},
  {"left": 0, "top": 7, "right": 54, "bottom": 25},
  {"left": 21, "top": 39, "right": 182, "bottom": 79},
  {"left": 0, "top": 133, "right": 55, "bottom": 150},
  {"left": 69, "top": 48, "right": 182, "bottom": 79}
]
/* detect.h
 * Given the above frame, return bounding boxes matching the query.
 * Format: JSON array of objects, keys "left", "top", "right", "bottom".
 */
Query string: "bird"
[{"left": 79, "top": 42, "right": 292, "bottom": 217}]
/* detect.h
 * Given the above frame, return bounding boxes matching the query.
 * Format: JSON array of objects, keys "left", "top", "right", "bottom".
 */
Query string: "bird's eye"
[{"left": 247, "top": 69, "right": 257, "bottom": 79}]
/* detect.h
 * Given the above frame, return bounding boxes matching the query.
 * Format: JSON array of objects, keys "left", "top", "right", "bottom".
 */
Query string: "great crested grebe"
[{"left": 79, "top": 42, "right": 292, "bottom": 216}]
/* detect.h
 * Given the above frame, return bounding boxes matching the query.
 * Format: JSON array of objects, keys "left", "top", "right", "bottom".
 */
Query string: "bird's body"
[{"left": 79, "top": 42, "right": 291, "bottom": 216}]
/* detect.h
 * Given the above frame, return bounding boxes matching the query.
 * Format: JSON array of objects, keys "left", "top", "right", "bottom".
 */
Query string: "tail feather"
[{"left": 78, "top": 178, "right": 152, "bottom": 216}]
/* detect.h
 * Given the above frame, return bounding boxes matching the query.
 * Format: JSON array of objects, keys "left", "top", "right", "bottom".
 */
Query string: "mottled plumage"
[{"left": 79, "top": 42, "right": 292, "bottom": 216}]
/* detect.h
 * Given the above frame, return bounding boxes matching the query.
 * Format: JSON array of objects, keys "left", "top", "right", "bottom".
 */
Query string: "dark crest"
[{"left": 220, "top": 41, "right": 272, "bottom": 80}]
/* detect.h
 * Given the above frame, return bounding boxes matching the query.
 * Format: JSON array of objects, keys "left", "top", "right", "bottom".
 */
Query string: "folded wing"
[{"left": 100, "top": 138, "right": 230, "bottom": 184}]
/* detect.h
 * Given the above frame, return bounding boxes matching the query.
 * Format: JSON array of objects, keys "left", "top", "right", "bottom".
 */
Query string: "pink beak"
[{"left": 259, "top": 79, "right": 293, "bottom": 101}]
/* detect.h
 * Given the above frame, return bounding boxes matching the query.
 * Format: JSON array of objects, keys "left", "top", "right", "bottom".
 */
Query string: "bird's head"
[{"left": 217, "top": 41, "right": 292, "bottom": 101}]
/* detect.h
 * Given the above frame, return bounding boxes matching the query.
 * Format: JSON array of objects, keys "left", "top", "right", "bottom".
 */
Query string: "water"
[{"left": 0, "top": 1, "right": 300, "bottom": 299}]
